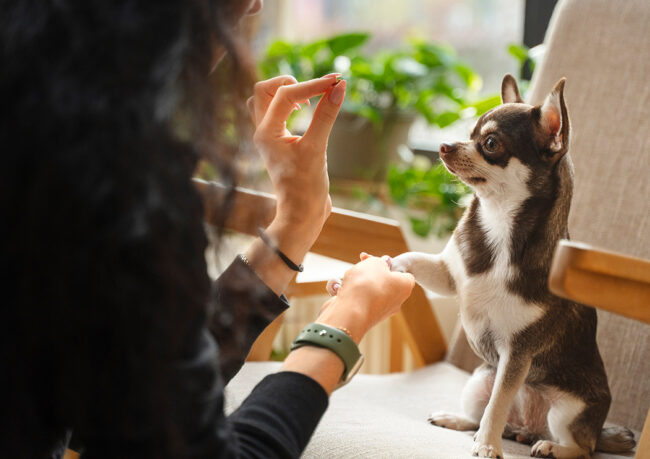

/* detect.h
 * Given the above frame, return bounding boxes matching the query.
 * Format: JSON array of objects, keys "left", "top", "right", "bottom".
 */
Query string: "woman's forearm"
[
  {"left": 282, "top": 346, "right": 344, "bottom": 395},
  {"left": 244, "top": 216, "right": 322, "bottom": 296}
]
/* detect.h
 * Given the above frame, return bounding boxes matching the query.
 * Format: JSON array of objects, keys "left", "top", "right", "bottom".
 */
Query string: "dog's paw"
[
  {"left": 531, "top": 440, "right": 554, "bottom": 458},
  {"left": 325, "top": 278, "right": 341, "bottom": 296},
  {"left": 428, "top": 411, "right": 478, "bottom": 431},
  {"left": 472, "top": 441, "right": 503, "bottom": 458},
  {"left": 530, "top": 440, "right": 589, "bottom": 459},
  {"left": 389, "top": 253, "right": 412, "bottom": 273}
]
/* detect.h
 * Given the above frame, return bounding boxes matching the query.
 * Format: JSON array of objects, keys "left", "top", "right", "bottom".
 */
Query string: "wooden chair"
[
  {"left": 549, "top": 240, "right": 650, "bottom": 459},
  {"left": 193, "top": 178, "right": 447, "bottom": 370},
  {"left": 222, "top": 0, "right": 649, "bottom": 457}
]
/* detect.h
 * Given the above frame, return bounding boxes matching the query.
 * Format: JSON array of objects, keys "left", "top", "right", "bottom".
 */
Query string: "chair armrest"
[
  {"left": 549, "top": 240, "right": 650, "bottom": 324},
  {"left": 193, "top": 179, "right": 447, "bottom": 367}
]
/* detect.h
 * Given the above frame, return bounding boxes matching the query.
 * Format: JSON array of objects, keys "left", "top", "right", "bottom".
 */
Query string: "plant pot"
[{"left": 327, "top": 111, "right": 415, "bottom": 181}]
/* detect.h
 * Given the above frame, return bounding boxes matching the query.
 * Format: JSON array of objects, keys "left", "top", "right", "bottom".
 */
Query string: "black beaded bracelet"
[{"left": 257, "top": 227, "right": 304, "bottom": 272}]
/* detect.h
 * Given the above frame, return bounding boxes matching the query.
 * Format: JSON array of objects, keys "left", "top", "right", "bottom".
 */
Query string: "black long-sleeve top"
[{"left": 4, "top": 254, "right": 328, "bottom": 459}]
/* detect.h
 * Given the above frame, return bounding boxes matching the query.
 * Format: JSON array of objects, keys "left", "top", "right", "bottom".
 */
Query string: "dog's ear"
[
  {"left": 501, "top": 74, "right": 524, "bottom": 104},
  {"left": 538, "top": 78, "right": 569, "bottom": 162}
]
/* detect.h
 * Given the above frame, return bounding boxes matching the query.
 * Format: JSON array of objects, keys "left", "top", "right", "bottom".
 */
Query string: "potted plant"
[{"left": 259, "top": 33, "right": 492, "bottom": 180}]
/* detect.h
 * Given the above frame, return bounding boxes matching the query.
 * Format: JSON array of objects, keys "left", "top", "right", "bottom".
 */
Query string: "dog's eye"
[{"left": 484, "top": 136, "right": 499, "bottom": 153}]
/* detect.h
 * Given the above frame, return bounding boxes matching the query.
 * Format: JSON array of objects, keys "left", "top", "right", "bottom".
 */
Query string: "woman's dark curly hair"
[{"left": 1, "top": 0, "right": 255, "bottom": 455}]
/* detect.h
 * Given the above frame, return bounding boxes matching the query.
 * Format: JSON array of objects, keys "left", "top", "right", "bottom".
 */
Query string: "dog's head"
[{"left": 439, "top": 74, "right": 570, "bottom": 199}]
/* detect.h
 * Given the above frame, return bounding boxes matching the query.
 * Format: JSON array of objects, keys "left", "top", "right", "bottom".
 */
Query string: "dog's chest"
[{"left": 450, "top": 202, "right": 544, "bottom": 359}]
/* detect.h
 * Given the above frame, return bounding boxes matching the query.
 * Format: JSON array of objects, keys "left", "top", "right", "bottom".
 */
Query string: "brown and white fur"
[{"left": 389, "top": 75, "right": 636, "bottom": 458}]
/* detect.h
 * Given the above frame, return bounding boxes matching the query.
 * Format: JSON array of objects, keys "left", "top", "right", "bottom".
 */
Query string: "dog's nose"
[{"left": 439, "top": 143, "right": 457, "bottom": 156}]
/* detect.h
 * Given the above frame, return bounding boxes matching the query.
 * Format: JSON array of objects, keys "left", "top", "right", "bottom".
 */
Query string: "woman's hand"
[
  {"left": 282, "top": 253, "right": 415, "bottom": 394},
  {"left": 316, "top": 253, "right": 416, "bottom": 344},
  {"left": 243, "top": 75, "right": 346, "bottom": 296},
  {"left": 248, "top": 74, "right": 346, "bottom": 243}
]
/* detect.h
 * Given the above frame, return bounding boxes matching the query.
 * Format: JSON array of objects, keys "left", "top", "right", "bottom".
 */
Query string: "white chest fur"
[{"left": 447, "top": 171, "right": 544, "bottom": 354}]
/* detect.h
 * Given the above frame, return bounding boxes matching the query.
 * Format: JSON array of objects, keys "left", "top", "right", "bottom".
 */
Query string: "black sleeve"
[
  {"left": 229, "top": 372, "right": 329, "bottom": 458},
  {"left": 209, "top": 256, "right": 290, "bottom": 383},
  {"left": 169, "top": 327, "right": 328, "bottom": 459}
]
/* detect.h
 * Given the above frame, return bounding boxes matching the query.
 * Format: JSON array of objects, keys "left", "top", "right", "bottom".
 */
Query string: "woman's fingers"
[
  {"left": 258, "top": 76, "right": 340, "bottom": 137},
  {"left": 359, "top": 252, "right": 392, "bottom": 269},
  {"left": 250, "top": 75, "right": 298, "bottom": 126},
  {"left": 301, "top": 80, "right": 346, "bottom": 148}
]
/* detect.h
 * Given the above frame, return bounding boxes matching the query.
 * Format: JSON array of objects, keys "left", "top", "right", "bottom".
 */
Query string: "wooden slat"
[
  {"left": 637, "top": 409, "right": 650, "bottom": 459},
  {"left": 195, "top": 179, "right": 447, "bottom": 367},
  {"left": 286, "top": 280, "right": 329, "bottom": 297},
  {"left": 549, "top": 240, "right": 650, "bottom": 324},
  {"left": 389, "top": 316, "right": 404, "bottom": 372},
  {"left": 310, "top": 208, "right": 407, "bottom": 263},
  {"left": 194, "top": 178, "right": 408, "bottom": 260},
  {"left": 395, "top": 285, "right": 447, "bottom": 366}
]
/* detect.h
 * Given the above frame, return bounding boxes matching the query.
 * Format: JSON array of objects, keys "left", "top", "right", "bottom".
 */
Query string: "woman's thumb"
[{"left": 302, "top": 80, "right": 346, "bottom": 147}]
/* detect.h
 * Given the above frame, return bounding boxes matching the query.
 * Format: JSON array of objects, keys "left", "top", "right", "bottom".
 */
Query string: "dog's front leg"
[
  {"left": 390, "top": 251, "right": 456, "bottom": 296},
  {"left": 473, "top": 355, "right": 531, "bottom": 458}
]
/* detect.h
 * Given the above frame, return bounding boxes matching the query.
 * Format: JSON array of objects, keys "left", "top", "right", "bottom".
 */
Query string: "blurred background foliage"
[
  {"left": 259, "top": 32, "right": 500, "bottom": 129},
  {"left": 254, "top": 31, "right": 537, "bottom": 238}
]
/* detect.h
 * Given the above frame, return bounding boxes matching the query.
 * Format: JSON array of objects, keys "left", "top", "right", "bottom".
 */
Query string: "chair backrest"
[{"left": 446, "top": 0, "right": 650, "bottom": 431}]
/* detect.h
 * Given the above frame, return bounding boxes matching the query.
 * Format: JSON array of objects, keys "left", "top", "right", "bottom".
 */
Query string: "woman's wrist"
[
  {"left": 282, "top": 345, "right": 344, "bottom": 395},
  {"left": 263, "top": 208, "right": 327, "bottom": 262},
  {"left": 242, "top": 214, "right": 324, "bottom": 296},
  {"left": 314, "top": 297, "right": 370, "bottom": 345}
]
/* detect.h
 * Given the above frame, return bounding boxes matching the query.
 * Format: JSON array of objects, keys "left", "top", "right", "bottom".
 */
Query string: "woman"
[{"left": 1, "top": 0, "right": 415, "bottom": 457}]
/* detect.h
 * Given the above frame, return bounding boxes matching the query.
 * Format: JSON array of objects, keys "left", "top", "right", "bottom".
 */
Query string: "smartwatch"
[{"left": 290, "top": 323, "right": 365, "bottom": 388}]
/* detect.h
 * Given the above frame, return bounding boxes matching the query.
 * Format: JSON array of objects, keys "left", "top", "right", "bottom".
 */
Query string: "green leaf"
[
  {"left": 266, "top": 40, "right": 294, "bottom": 58},
  {"left": 326, "top": 32, "right": 369, "bottom": 55},
  {"left": 435, "top": 111, "right": 461, "bottom": 128},
  {"left": 454, "top": 63, "right": 482, "bottom": 92},
  {"left": 300, "top": 40, "right": 328, "bottom": 59},
  {"left": 466, "top": 94, "right": 501, "bottom": 116},
  {"left": 409, "top": 216, "right": 432, "bottom": 237},
  {"left": 507, "top": 43, "right": 529, "bottom": 65}
]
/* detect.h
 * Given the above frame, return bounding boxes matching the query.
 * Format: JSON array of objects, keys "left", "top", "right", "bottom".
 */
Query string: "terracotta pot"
[{"left": 327, "top": 111, "right": 415, "bottom": 181}]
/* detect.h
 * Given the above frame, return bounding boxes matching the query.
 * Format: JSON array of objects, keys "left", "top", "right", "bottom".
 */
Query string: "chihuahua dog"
[{"left": 389, "top": 75, "right": 635, "bottom": 458}]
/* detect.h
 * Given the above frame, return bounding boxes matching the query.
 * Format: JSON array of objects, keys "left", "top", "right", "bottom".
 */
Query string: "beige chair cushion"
[
  {"left": 447, "top": 0, "right": 650, "bottom": 431},
  {"left": 226, "top": 362, "right": 634, "bottom": 458}
]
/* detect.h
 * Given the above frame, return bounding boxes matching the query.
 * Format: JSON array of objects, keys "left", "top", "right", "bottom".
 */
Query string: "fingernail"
[
  {"left": 322, "top": 73, "right": 341, "bottom": 79},
  {"left": 329, "top": 80, "right": 346, "bottom": 105}
]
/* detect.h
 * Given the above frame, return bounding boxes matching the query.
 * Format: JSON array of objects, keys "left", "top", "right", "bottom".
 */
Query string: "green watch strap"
[{"left": 290, "top": 323, "right": 363, "bottom": 382}]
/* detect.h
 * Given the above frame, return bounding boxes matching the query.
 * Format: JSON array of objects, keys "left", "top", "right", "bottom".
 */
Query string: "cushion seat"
[{"left": 225, "top": 362, "right": 633, "bottom": 458}]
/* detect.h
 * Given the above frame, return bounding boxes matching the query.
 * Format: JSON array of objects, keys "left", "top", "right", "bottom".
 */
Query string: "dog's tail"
[{"left": 595, "top": 426, "right": 636, "bottom": 453}]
